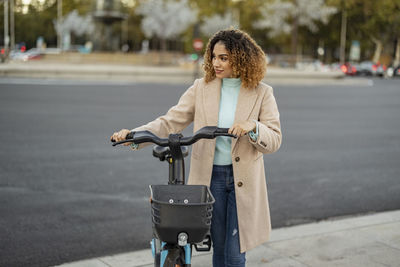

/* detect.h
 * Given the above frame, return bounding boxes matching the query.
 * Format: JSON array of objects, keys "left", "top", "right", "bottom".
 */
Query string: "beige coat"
[{"left": 133, "top": 78, "right": 282, "bottom": 252}]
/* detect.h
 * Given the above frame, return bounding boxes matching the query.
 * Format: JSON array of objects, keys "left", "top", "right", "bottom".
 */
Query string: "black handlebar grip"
[
  {"left": 126, "top": 131, "right": 135, "bottom": 140},
  {"left": 214, "top": 127, "right": 237, "bottom": 138},
  {"left": 111, "top": 131, "right": 135, "bottom": 146},
  {"left": 216, "top": 128, "right": 230, "bottom": 133}
]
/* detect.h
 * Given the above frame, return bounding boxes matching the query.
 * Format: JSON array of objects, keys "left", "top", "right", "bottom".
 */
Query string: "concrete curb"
[
  {"left": 0, "top": 62, "right": 345, "bottom": 84},
  {"left": 0, "top": 63, "right": 195, "bottom": 84},
  {"left": 56, "top": 210, "right": 400, "bottom": 267}
]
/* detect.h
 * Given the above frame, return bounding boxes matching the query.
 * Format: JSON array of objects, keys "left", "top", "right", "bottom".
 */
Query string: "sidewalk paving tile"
[
  {"left": 344, "top": 211, "right": 400, "bottom": 227},
  {"left": 99, "top": 250, "right": 154, "bottom": 267},
  {"left": 245, "top": 244, "right": 310, "bottom": 267},
  {"left": 55, "top": 210, "right": 400, "bottom": 267},
  {"left": 57, "top": 259, "right": 109, "bottom": 267},
  {"left": 357, "top": 222, "right": 400, "bottom": 250},
  {"left": 267, "top": 226, "right": 400, "bottom": 267}
]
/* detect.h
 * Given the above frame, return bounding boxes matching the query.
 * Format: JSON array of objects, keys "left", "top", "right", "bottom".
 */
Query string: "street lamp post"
[
  {"left": 4, "top": 0, "right": 9, "bottom": 50},
  {"left": 10, "top": 0, "right": 14, "bottom": 51},
  {"left": 339, "top": 3, "right": 347, "bottom": 64},
  {"left": 57, "top": 0, "right": 62, "bottom": 50}
]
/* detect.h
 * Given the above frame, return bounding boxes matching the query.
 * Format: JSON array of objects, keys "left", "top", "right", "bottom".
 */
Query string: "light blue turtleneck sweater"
[{"left": 213, "top": 78, "right": 241, "bottom": 165}]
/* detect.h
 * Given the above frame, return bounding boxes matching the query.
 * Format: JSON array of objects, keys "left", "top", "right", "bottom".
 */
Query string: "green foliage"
[
  {"left": 1, "top": 0, "right": 399, "bottom": 63},
  {"left": 1, "top": 0, "right": 93, "bottom": 48},
  {"left": 326, "top": 0, "right": 400, "bottom": 62}
]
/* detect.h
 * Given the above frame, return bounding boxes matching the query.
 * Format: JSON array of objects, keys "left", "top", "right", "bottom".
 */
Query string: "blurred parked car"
[
  {"left": 358, "top": 61, "right": 386, "bottom": 77},
  {"left": 358, "top": 61, "right": 374, "bottom": 76},
  {"left": 330, "top": 62, "right": 341, "bottom": 71},
  {"left": 373, "top": 62, "right": 387, "bottom": 77},
  {"left": 10, "top": 48, "right": 42, "bottom": 61},
  {"left": 1, "top": 47, "right": 8, "bottom": 63},
  {"left": 340, "top": 62, "right": 358, "bottom": 76}
]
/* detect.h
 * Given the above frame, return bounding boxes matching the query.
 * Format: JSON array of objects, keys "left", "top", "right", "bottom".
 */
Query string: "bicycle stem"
[
  {"left": 168, "top": 133, "right": 185, "bottom": 185},
  {"left": 168, "top": 158, "right": 184, "bottom": 185}
]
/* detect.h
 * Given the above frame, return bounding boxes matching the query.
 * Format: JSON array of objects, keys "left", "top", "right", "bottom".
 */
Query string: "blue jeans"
[{"left": 210, "top": 165, "right": 246, "bottom": 267}]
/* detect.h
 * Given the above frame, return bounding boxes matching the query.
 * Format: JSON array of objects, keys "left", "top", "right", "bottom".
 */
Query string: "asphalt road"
[{"left": 1, "top": 78, "right": 399, "bottom": 267}]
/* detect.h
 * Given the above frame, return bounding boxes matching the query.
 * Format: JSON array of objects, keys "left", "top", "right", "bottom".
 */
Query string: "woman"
[{"left": 111, "top": 29, "right": 282, "bottom": 267}]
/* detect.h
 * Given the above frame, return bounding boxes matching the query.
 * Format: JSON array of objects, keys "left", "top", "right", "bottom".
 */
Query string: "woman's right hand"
[{"left": 110, "top": 129, "right": 132, "bottom": 146}]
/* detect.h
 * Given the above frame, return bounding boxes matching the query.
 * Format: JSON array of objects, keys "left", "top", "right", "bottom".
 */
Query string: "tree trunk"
[
  {"left": 159, "top": 38, "right": 167, "bottom": 65},
  {"left": 161, "top": 38, "right": 167, "bottom": 52},
  {"left": 394, "top": 37, "right": 400, "bottom": 67},
  {"left": 339, "top": 8, "right": 347, "bottom": 64},
  {"left": 372, "top": 37, "right": 383, "bottom": 63},
  {"left": 291, "top": 16, "right": 299, "bottom": 67}
]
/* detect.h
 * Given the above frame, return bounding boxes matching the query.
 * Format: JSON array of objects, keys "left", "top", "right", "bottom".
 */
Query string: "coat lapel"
[
  {"left": 203, "top": 78, "right": 222, "bottom": 126},
  {"left": 231, "top": 84, "right": 258, "bottom": 150},
  {"left": 202, "top": 78, "right": 258, "bottom": 151}
]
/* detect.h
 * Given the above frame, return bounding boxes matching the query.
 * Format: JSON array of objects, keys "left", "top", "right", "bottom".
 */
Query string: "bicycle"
[{"left": 111, "top": 126, "right": 235, "bottom": 267}]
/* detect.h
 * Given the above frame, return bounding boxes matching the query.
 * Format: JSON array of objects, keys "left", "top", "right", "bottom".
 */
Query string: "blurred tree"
[
  {"left": 353, "top": 0, "right": 400, "bottom": 64},
  {"left": 14, "top": 0, "right": 57, "bottom": 49},
  {"left": 254, "top": 0, "right": 337, "bottom": 65},
  {"left": 2, "top": 0, "right": 398, "bottom": 63},
  {"left": 200, "top": 12, "right": 238, "bottom": 37},
  {"left": 0, "top": 0, "right": 92, "bottom": 49},
  {"left": 120, "top": 1, "right": 144, "bottom": 51},
  {"left": 190, "top": 0, "right": 232, "bottom": 17},
  {"left": 328, "top": 0, "right": 400, "bottom": 64},
  {"left": 54, "top": 9, "right": 94, "bottom": 50},
  {"left": 135, "top": 0, "right": 197, "bottom": 52},
  {"left": 186, "top": 0, "right": 268, "bottom": 52}
]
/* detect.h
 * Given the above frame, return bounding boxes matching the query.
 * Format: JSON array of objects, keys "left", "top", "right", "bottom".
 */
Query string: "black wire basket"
[{"left": 149, "top": 184, "right": 215, "bottom": 244}]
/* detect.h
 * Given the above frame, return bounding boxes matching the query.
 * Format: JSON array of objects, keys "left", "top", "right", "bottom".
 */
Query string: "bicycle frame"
[
  {"left": 112, "top": 126, "right": 235, "bottom": 267},
  {"left": 151, "top": 140, "right": 193, "bottom": 267}
]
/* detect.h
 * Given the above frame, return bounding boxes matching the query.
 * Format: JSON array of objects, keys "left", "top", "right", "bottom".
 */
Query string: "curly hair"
[{"left": 203, "top": 29, "right": 267, "bottom": 89}]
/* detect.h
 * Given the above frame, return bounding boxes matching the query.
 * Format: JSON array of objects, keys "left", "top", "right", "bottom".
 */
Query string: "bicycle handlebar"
[{"left": 111, "top": 126, "right": 236, "bottom": 147}]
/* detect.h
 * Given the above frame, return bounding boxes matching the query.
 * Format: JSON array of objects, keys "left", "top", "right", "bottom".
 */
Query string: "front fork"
[{"left": 151, "top": 238, "right": 192, "bottom": 267}]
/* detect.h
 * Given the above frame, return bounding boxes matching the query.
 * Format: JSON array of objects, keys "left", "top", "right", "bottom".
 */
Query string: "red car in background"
[
  {"left": 1, "top": 47, "right": 8, "bottom": 63},
  {"left": 340, "top": 62, "right": 358, "bottom": 76}
]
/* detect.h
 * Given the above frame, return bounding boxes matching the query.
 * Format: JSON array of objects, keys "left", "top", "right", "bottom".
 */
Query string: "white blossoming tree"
[
  {"left": 53, "top": 10, "right": 94, "bottom": 50},
  {"left": 136, "top": 0, "right": 198, "bottom": 51},
  {"left": 200, "top": 12, "right": 239, "bottom": 37},
  {"left": 254, "top": 0, "right": 337, "bottom": 64}
]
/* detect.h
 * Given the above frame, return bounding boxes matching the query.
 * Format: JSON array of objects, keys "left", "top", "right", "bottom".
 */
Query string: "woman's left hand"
[{"left": 229, "top": 121, "right": 256, "bottom": 137}]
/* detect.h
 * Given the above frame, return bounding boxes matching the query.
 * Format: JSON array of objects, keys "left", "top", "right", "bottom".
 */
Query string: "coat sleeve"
[
  {"left": 131, "top": 79, "right": 198, "bottom": 148},
  {"left": 248, "top": 85, "right": 282, "bottom": 154}
]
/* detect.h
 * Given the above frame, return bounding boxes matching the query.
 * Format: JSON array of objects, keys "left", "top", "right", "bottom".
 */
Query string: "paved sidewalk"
[{"left": 57, "top": 210, "right": 400, "bottom": 267}]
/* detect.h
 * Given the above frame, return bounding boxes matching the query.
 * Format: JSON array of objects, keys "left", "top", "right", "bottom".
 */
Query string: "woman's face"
[{"left": 212, "top": 42, "right": 233, "bottom": 79}]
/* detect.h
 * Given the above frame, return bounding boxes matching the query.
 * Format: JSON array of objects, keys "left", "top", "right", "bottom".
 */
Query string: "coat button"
[
  {"left": 237, "top": 181, "right": 243, "bottom": 187},
  {"left": 235, "top": 157, "right": 240, "bottom": 162}
]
